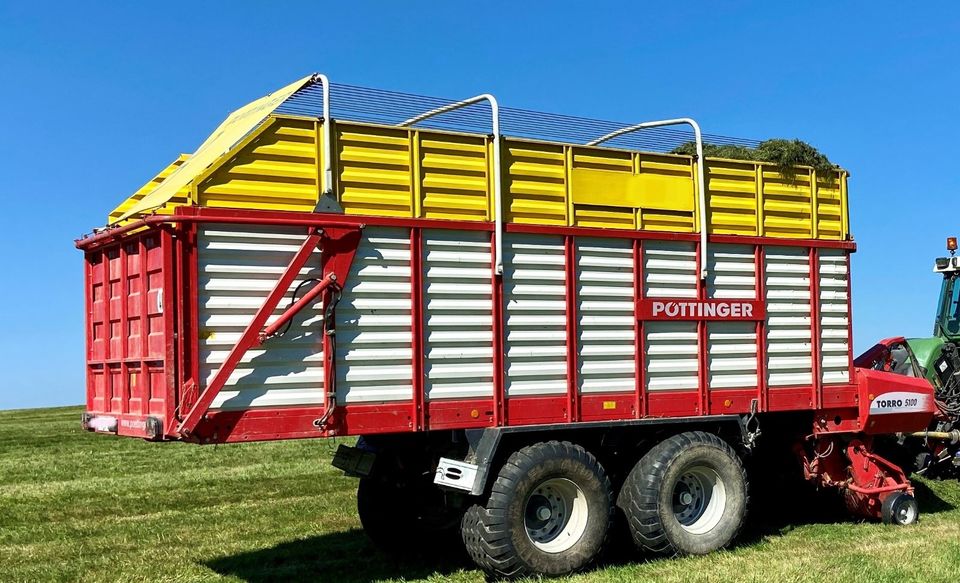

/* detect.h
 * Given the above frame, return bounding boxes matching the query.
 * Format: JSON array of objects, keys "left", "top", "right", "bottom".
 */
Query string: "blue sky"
[{"left": 2, "top": 2, "right": 959, "bottom": 409}]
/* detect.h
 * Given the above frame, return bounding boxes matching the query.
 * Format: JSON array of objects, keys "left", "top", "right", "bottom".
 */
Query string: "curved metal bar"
[
  {"left": 399, "top": 94, "right": 504, "bottom": 275},
  {"left": 311, "top": 73, "right": 334, "bottom": 195},
  {"left": 587, "top": 118, "right": 709, "bottom": 280}
]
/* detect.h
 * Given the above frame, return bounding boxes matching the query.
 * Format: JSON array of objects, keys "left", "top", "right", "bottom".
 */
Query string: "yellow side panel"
[
  {"left": 816, "top": 173, "right": 844, "bottom": 240},
  {"left": 505, "top": 142, "right": 567, "bottom": 225},
  {"left": 706, "top": 160, "right": 759, "bottom": 236},
  {"left": 108, "top": 154, "right": 191, "bottom": 224},
  {"left": 337, "top": 123, "right": 412, "bottom": 218},
  {"left": 640, "top": 209, "right": 696, "bottom": 233},
  {"left": 419, "top": 132, "right": 490, "bottom": 221},
  {"left": 199, "top": 119, "right": 319, "bottom": 212},
  {"left": 573, "top": 205, "right": 635, "bottom": 229},
  {"left": 636, "top": 155, "right": 695, "bottom": 212},
  {"left": 762, "top": 169, "right": 813, "bottom": 238}
]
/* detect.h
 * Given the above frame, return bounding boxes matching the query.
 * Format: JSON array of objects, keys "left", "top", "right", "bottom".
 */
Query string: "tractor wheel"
[
  {"left": 881, "top": 492, "right": 919, "bottom": 525},
  {"left": 357, "top": 475, "right": 462, "bottom": 554},
  {"left": 462, "top": 441, "right": 613, "bottom": 578},
  {"left": 618, "top": 431, "right": 748, "bottom": 556}
]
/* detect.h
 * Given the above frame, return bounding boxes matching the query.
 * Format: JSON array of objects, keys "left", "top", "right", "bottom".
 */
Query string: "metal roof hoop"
[
  {"left": 398, "top": 94, "right": 504, "bottom": 275},
  {"left": 587, "top": 118, "right": 710, "bottom": 280},
  {"left": 311, "top": 73, "right": 334, "bottom": 195}
]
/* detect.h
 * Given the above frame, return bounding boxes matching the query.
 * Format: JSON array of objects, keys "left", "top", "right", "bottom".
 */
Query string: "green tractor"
[{"left": 856, "top": 236, "right": 960, "bottom": 476}]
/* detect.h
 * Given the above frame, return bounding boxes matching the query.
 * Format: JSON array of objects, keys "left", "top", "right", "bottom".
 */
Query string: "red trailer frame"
[{"left": 79, "top": 205, "right": 913, "bottom": 446}]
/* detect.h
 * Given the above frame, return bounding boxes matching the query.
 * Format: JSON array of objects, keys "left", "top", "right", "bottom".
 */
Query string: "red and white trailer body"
[
  {"left": 79, "top": 207, "right": 931, "bottom": 443},
  {"left": 77, "top": 75, "right": 938, "bottom": 578}
]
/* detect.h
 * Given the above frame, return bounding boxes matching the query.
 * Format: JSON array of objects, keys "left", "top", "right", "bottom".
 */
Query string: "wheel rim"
[
  {"left": 672, "top": 465, "right": 726, "bottom": 535},
  {"left": 895, "top": 499, "right": 918, "bottom": 525},
  {"left": 523, "top": 478, "right": 589, "bottom": 553}
]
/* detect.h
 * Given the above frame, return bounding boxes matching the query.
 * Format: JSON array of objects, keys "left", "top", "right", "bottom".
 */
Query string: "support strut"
[{"left": 177, "top": 225, "right": 361, "bottom": 438}]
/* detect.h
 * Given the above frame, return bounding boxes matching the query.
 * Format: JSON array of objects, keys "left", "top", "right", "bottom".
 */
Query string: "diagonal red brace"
[
  {"left": 177, "top": 225, "right": 361, "bottom": 437},
  {"left": 259, "top": 274, "right": 337, "bottom": 342}
]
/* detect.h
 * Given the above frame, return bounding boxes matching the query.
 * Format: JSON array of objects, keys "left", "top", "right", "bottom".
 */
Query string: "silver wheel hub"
[
  {"left": 672, "top": 465, "right": 727, "bottom": 535},
  {"left": 524, "top": 478, "right": 589, "bottom": 553}
]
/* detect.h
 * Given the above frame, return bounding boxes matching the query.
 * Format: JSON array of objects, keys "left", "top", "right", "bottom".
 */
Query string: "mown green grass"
[{"left": 1, "top": 406, "right": 959, "bottom": 582}]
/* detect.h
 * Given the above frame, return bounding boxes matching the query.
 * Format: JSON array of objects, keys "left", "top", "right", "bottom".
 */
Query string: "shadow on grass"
[
  {"left": 204, "top": 529, "right": 471, "bottom": 583},
  {"left": 206, "top": 481, "right": 956, "bottom": 582}
]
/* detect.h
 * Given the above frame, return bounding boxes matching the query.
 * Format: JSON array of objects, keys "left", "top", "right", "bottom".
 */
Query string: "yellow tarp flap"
[{"left": 114, "top": 75, "right": 314, "bottom": 223}]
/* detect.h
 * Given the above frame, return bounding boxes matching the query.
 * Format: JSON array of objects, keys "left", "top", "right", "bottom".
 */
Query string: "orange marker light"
[{"left": 948, "top": 237, "right": 958, "bottom": 252}]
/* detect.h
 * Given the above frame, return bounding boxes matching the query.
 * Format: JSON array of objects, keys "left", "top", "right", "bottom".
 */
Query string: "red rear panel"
[{"left": 83, "top": 229, "right": 176, "bottom": 439}]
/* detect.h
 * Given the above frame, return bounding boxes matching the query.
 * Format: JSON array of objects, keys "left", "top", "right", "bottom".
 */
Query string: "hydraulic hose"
[{"left": 908, "top": 430, "right": 960, "bottom": 444}]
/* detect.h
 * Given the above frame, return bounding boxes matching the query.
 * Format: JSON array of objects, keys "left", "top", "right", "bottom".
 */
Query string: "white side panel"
[
  {"left": 576, "top": 238, "right": 635, "bottom": 394},
  {"left": 503, "top": 234, "right": 567, "bottom": 397},
  {"left": 198, "top": 225, "right": 326, "bottom": 411},
  {"left": 765, "top": 247, "right": 813, "bottom": 387},
  {"left": 644, "top": 241, "right": 698, "bottom": 391},
  {"left": 819, "top": 249, "right": 851, "bottom": 384},
  {"left": 335, "top": 228, "right": 413, "bottom": 403},
  {"left": 644, "top": 241, "right": 698, "bottom": 298},
  {"left": 707, "top": 244, "right": 757, "bottom": 389},
  {"left": 423, "top": 230, "right": 494, "bottom": 401}
]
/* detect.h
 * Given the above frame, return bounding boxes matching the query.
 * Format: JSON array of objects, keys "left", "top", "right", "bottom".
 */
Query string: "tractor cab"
[{"left": 933, "top": 236, "right": 960, "bottom": 341}]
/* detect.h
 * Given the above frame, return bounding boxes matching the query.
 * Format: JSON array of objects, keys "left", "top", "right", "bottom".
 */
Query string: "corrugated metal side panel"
[
  {"left": 109, "top": 154, "right": 191, "bottom": 225},
  {"left": 637, "top": 156, "right": 696, "bottom": 233},
  {"left": 765, "top": 247, "right": 813, "bottom": 386},
  {"left": 706, "top": 161, "right": 758, "bottom": 236},
  {"left": 644, "top": 241, "right": 698, "bottom": 391},
  {"left": 576, "top": 238, "right": 635, "bottom": 394},
  {"left": 570, "top": 149, "right": 635, "bottom": 230},
  {"left": 198, "top": 225, "right": 326, "bottom": 410},
  {"left": 503, "top": 233, "right": 568, "bottom": 396},
  {"left": 762, "top": 169, "right": 813, "bottom": 239},
  {"left": 335, "top": 227, "right": 413, "bottom": 403},
  {"left": 423, "top": 230, "right": 494, "bottom": 400},
  {"left": 816, "top": 178, "right": 844, "bottom": 239},
  {"left": 505, "top": 142, "right": 567, "bottom": 225},
  {"left": 338, "top": 124, "right": 413, "bottom": 218},
  {"left": 819, "top": 249, "right": 850, "bottom": 384},
  {"left": 707, "top": 244, "right": 758, "bottom": 389},
  {"left": 199, "top": 119, "right": 320, "bottom": 212},
  {"left": 419, "top": 133, "right": 491, "bottom": 221}
]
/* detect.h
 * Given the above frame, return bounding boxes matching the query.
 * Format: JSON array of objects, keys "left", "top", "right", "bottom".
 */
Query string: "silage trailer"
[{"left": 77, "top": 74, "right": 936, "bottom": 578}]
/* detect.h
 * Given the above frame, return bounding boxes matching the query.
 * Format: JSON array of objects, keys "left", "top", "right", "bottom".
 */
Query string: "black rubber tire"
[
  {"left": 881, "top": 492, "right": 919, "bottom": 525},
  {"left": 618, "top": 431, "right": 748, "bottom": 556},
  {"left": 462, "top": 440, "right": 613, "bottom": 578},
  {"left": 357, "top": 476, "right": 461, "bottom": 554}
]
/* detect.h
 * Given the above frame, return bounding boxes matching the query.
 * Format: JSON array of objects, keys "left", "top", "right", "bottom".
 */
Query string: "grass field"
[{"left": 2, "top": 406, "right": 959, "bottom": 583}]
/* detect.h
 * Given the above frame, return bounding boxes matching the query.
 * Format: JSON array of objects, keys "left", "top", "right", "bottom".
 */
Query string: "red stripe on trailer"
[
  {"left": 160, "top": 230, "right": 177, "bottom": 427},
  {"left": 507, "top": 396, "right": 568, "bottom": 426},
  {"left": 707, "top": 388, "right": 758, "bottom": 415},
  {"left": 410, "top": 228, "right": 426, "bottom": 432},
  {"left": 633, "top": 240, "right": 646, "bottom": 418},
  {"left": 647, "top": 391, "right": 699, "bottom": 417},
  {"left": 503, "top": 221, "right": 857, "bottom": 250},
  {"left": 186, "top": 225, "right": 201, "bottom": 422},
  {"left": 846, "top": 251, "right": 855, "bottom": 382},
  {"left": 696, "top": 243, "right": 707, "bottom": 416},
  {"left": 822, "top": 383, "right": 858, "bottom": 409},
  {"left": 491, "top": 231, "right": 506, "bottom": 426},
  {"left": 565, "top": 236, "right": 580, "bottom": 423},
  {"left": 580, "top": 393, "right": 636, "bottom": 422},
  {"left": 810, "top": 249, "right": 823, "bottom": 409},
  {"left": 768, "top": 387, "right": 814, "bottom": 411},
  {"left": 426, "top": 399, "right": 495, "bottom": 430},
  {"left": 755, "top": 245, "right": 768, "bottom": 411}
]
